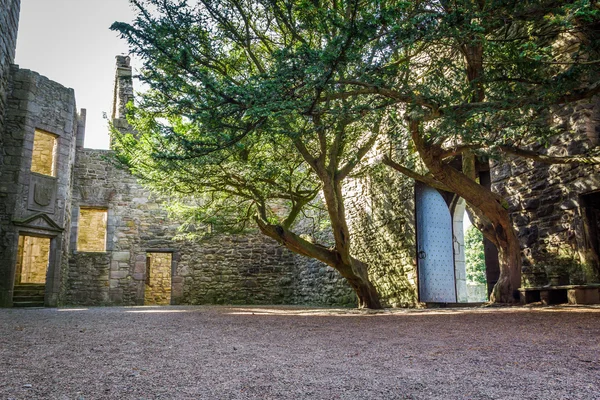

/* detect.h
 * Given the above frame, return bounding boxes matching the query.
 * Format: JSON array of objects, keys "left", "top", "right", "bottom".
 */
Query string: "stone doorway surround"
[
  {"left": 3, "top": 213, "right": 65, "bottom": 307},
  {"left": 144, "top": 252, "right": 173, "bottom": 305},
  {"left": 450, "top": 197, "right": 488, "bottom": 302}
]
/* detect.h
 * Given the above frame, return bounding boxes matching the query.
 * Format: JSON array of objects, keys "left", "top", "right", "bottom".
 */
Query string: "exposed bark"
[
  {"left": 317, "top": 171, "right": 382, "bottom": 309},
  {"left": 382, "top": 155, "right": 451, "bottom": 192},
  {"left": 254, "top": 129, "right": 384, "bottom": 309}
]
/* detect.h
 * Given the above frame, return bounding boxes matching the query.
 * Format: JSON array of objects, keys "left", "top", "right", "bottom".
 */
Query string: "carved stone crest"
[
  {"left": 33, "top": 182, "right": 53, "bottom": 206},
  {"left": 28, "top": 174, "right": 57, "bottom": 213}
]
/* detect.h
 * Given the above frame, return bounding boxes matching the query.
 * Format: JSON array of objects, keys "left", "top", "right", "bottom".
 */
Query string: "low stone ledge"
[{"left": 519, "top": 284, "right": 600, "bottom": 305}]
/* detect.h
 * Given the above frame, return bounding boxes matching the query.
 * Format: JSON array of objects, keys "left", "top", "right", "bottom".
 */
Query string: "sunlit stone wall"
[
  {"left": 67, "top": 149, "right": 353, "bottom": 307},
  {"left": 145, "top": 252, "right": 172, "bottom": 305},
  {"left": 16, "top": 236, "right": 50, "bottom": 284},
  {"left": 343, "top": 164, "right": 419, "bottom": 307},
  {"left": 77, "top": 208, "right": 107, "bottom": 252}
]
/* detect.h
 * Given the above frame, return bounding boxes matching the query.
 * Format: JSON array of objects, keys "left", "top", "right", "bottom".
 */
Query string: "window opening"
[
  {"left": 31, "top": 130, "right": 58, "bottom": 177},
  {"left": 77, "top": 208, "right": 108, "bottom": 252}
]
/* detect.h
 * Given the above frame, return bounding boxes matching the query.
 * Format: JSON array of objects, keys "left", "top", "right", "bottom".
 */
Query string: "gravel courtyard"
[{"left": 0, "top": 305, "right": 599, "bottom": 399}]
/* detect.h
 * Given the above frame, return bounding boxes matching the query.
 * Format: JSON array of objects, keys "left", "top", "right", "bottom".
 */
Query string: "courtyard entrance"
[
  {"left": 415, "top": 183, "right": 457, "bottom": 302},
  {"left": 144, "top": 252, "right": 172, "bottom": 305},
  {"left": 451, "top": 198, "right": 488, "bottom": 302},
  {"left": 415, "top": 183, "right": 490, "bottom": 303}
]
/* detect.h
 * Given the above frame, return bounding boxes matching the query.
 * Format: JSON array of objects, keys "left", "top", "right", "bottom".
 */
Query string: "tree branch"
[
  {"left": 337, "top": 123, "right": 380, "bottom": 181},
  {"left": 255, "top": 216, "right": 340, "bottom": 267},
  {"left": 498, "top": 145, "right": 600, "bottom": 164},
  {"left": 382, "top": 155, "right": 451, "bottom": 192}
]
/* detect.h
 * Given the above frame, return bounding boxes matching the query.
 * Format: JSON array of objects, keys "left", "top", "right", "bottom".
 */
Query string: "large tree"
[
  {"left": 113, "top": 0, "right": 600, "bottom": 305},
  {"left": 111, "top": 0, "right": 411, "bottom": 308}
]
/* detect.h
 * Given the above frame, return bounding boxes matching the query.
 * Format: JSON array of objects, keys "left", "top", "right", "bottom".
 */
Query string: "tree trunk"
[
  {"left": 410, "top": 122, "right": 521, "bottom": 302},
  {"left": 336, "top": 258, "right": 382, "bottom": 309},
  {"left": 254, "top": 217, "right": 382, "bottom": 309},
  {"left": 320, "top": 173, "right": 383, "bottom": 309}
]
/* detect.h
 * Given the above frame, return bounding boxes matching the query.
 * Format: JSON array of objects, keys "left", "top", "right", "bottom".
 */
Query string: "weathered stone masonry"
[
  {"left": 492, "top": 99, "right": 600, "bottom": 286},
  {"left": 0, "top": 65, "right": 80, "bottom": 306},
  {"left": 2, "top": 2, "right": 597, "bottom": 308},
  {"left": 67, "top": 146, "right": 354, "bottom": 306},
  {"left": 58, "top": 56, "right": 355, "bottom": 307},
  {"left": 0, "top": 0, "right": 20, "bottom": 137}
]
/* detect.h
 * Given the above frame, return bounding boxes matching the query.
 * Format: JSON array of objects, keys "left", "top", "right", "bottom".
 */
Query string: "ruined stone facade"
[
  {"left": 0, "top": 1, "right": 81, "bottom": 306},
  {"left": 0, "top": 3, "right": 353, "bottom": 308},
  {"left": 1, "top": 3, "right": 598, "bottom": 308},
  {"left": 66, "top": 147, "right": 353, "bottom": 306}
]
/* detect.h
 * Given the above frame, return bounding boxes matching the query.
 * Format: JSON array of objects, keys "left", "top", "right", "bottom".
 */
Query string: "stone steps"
[{"left": 13, "top": 284, "right": 45, "bottom": 307}]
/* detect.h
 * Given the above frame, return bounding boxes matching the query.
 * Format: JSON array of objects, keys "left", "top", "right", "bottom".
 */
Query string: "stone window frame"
[
  {"left": 76, "top": 207, "right": 109, "bottom": 253},
  {"left": 30, "top": 129, "right": 59, "bottom": 178}
]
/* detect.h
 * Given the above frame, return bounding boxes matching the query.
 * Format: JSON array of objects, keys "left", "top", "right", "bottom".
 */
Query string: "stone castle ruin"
[{"left": 1, "top": 0, "right": 599, "bottom": 308}]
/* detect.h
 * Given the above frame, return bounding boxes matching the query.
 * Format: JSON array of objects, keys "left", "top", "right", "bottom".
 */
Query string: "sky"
[{"left": 15, "top": 0, "right": 138, "bottom": 149}]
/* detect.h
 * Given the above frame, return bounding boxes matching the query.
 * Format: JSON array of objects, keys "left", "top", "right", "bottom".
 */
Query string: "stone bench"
[{"left": 519, "top": 284, "right": 600, "bottom": 305}]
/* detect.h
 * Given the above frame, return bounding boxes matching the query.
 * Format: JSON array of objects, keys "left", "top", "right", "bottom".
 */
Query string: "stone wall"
[
  {"left": 291, "top": 254, "right": 357, "bottom": 306},
  {"left": 491, "top": 98, "right": 600, "bottom": 286},
  {"left": 67, "top": 149, "right": 353, "bottom": 306},
  {"left": 0, "top": 0, "right": 20, "bottom": 136},
  {"left": 344, "top": 165, "right": 419, "bottom": 307},
  {"left": 0, "top": 65, "right": 79, "bottom": 306}
]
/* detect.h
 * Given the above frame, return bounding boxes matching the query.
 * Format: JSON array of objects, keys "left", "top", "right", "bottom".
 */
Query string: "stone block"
[
  {"left": 110, "top": 270, "right": 128, "bottom": 279},
  {"left": 133, "top": 272, "right": 145, "bottom": 281},
  {"left": 568, "top": 288, "right": 600, "bottom": 305},
  {"left": 109, "top": 288, "right": 124, "bottom": 304},
  {"left": 134, "top": 261, "right": 146, "bottom": 273},
  {"left": 112, "top": 251, "right": 130, "bottom": 262}
]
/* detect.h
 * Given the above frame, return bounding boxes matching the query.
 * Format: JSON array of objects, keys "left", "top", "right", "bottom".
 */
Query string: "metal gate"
[{"left": 415, "top": 183, "right": 457, "bottom": 302}]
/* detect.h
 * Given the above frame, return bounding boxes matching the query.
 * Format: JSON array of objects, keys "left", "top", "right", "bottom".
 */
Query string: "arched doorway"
[
  {"left": 452, "top": 198, "right": 488, "bottom": 302},
  {"left": 416, "top": 183, "right": 491, "bottom": 303}
]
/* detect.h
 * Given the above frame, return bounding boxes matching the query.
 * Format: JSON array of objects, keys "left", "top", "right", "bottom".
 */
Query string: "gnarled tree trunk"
[
  {"left": 255, "top": 217, "right": 382, "bottom": 309},
  {"left": 255, "top": 172, "right": 382, "bottom": 308}
]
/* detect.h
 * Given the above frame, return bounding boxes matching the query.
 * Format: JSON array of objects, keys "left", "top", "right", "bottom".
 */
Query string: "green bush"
[{"left": 465, "top": 226, "right": 487, "bottom": 285}]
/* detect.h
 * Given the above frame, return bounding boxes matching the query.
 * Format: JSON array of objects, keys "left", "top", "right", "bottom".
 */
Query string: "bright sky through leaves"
[{"left": 15, "top": 0, "right": 137, "bottom": 149}]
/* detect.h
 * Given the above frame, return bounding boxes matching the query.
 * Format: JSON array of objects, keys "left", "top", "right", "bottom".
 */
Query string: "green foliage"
[
  {"left": 112, "top": 108, "right": 321, "bottom": 233},
  {"left": 464, "top": 225, "right": 487, "bottom": 285},
  {"left": 110, "top": 0, "right": 600, "bottom": 240},
  {"left": 110, "top": 0, "right": 405, "bottom": 235}
]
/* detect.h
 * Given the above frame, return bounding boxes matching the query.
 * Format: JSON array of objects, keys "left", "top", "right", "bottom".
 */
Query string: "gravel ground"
[{"left": 0, "top": 305, "right": 599, "bottom": 400}]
